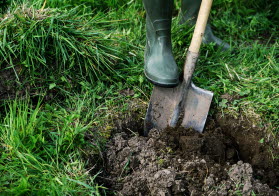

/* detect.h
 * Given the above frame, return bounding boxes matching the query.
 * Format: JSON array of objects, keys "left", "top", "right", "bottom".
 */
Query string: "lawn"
[{"left": 0, "top": 0, "right": 278, "bottom": 195}]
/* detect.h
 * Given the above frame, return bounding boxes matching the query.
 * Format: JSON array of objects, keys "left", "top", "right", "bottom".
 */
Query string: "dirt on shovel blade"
[{"left": 96, "top": 104, "right": 278, "bottom": 196}]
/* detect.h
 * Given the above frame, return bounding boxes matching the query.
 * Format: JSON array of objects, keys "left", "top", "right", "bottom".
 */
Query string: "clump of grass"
[
  {"left": 0, "top": 96, "right": 105, "bottom": 195},
  {"left": 0, "top": 4, "right": 122, "bottom": 95}
]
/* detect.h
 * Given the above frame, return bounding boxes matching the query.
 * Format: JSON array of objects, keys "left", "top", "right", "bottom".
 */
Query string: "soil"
[
  {"left": 0, "top": 66, "right": 24, "bottom": 100},
  {"left": 0, "top": 66, "right": 63, "bottom": 103},
  {"left": 98, "top": 101, "right": 279, "bottom": 196}
]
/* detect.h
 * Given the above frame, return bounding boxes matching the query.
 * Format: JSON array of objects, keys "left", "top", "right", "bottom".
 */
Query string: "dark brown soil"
[
  {"left": 0, "top": 66, "right": 64, "bottom": 103},
  {"left": 100, "top": 106, "right": 279, "bottom": 196},
  {"left": 0, "top": 66, "right": 24, "bottom": 100}
]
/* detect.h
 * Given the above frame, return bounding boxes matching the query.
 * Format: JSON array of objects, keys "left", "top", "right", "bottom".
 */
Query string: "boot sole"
[{"left": 144, "top": 70, "right": 179, "bottom": 88}]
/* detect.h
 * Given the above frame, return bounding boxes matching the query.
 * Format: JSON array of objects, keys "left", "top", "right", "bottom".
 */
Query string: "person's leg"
[
  {"left": 181, "top": 0, "right": 230, "bottom": 51},
  {"left": 143, "top": 0, "right": 179, "bottom": 87}
]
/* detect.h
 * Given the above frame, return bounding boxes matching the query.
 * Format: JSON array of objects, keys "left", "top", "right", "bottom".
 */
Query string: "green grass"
[
  {"left": 0, "top": 4, "right": 127, "bottom": 97},
  {"left": 10, "top": 0, "right": 129, "bottom": 10},
  {"left": 0, "top": 0, "right": 278, "bottom": 194},
  {"left": 0, "top": 96, "right": 106, "bottom": 195}
]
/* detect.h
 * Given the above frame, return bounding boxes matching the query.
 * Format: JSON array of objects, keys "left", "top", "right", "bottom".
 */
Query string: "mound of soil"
[{"left": 102, "top": 113, "right": 278, "bottom": 196}]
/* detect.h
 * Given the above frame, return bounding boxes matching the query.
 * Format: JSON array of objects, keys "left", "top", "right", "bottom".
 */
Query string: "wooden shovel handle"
[{"left": 189, "top": 0, "right": 213, "bottom": 53}]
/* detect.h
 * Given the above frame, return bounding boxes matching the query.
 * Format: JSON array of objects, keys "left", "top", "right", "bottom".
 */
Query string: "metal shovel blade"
[
  {"left": 144, "top": 82, "right": 213, "bottom": 136},
  {"left": 181, "top": 82, "right": 213, "bottom": 133}
]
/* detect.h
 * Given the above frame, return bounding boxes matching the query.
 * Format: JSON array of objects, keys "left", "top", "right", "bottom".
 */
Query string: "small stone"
[
  {"left": 237, "top": 161, "right": 243, "bottom": 165},
  {"left": 200, "top": 159, "right": 206, "bottom": 164},
  {"left": 167, "top": 182, "right": 173, "bottom": 187},
  {"left": 243, "top": 182, "right": 253, "bottom": 194}
]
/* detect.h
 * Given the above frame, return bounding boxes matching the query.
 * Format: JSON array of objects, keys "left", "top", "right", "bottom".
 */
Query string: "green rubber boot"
[
  {"left": 143, "top": 0, "right": 179, "bottom": 87},
  {"left": 180, "top": 0, "right": 230, "bottom": 51}
]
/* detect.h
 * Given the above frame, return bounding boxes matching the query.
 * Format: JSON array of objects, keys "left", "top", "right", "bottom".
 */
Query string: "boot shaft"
[
  {"left": 143, "top": 0, "right": 179, "bottom": 87},
  {"left": 143, "top": 0, "right": 173, "bottom": 38},
  {"left": 143, "top": 0, "right": 173, "bottom": 23}
]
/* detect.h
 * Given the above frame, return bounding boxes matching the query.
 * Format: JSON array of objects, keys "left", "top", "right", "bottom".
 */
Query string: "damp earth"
[{"left": 94, "top": 102, "right": 279, "bottom": 196}]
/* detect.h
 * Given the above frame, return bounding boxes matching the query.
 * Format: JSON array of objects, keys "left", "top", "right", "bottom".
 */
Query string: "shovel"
[{"left": 144, "top": 0, "right": 214, "bottom": 136}]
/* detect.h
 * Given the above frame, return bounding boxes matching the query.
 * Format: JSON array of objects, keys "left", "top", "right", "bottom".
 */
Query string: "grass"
[
  {"left": 0, "top": 0, "right": 278, "bottom": 194},
  {"left": 0, "top": 96, "right": 106, "bottom": 195},
  {"left": 0, "top": 4, "right": 127, "bottom": 97}
]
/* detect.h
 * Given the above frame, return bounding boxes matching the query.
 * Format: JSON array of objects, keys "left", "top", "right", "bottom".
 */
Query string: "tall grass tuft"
[
  {"left": 0, "top": 97, "right": 105, "bottom": 195},
  {"left": 0, "top": 4, "right": 123, "bottom": 95}
]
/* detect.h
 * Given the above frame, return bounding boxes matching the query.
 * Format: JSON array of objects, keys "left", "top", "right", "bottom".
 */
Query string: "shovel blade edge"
[{"left": 181, "top": 82, "right": 213, "bottom": 133}]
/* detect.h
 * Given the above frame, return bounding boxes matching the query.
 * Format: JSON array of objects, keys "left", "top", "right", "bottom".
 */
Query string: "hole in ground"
[{"left": 88, "top": 102, "right": 278, "bottom": 195}]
